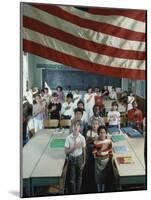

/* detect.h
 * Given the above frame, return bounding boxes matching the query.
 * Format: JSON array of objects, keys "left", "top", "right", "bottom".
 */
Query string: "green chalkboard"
[{"left": 50, "top": 139, "right": 65, "bottom": 148}]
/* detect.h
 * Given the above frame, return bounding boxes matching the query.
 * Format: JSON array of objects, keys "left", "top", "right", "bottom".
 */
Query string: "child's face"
[
  {"left": 35, "top": 96, "right": 41, "bottom": 103},
  {"left": 73, "top": 123, "right": 81, "bottom": 135},
  {"left": 98, "top": 128, "right": 107, "bottom": 140},
  {"left": 92, "top": 120, "right": 99, "bottom": 132},
  {"left": 133, "top": 102, "right": 138, "bottom": 108},
  {"left": 67, "top": 97, "right": 72, "bottom": 103},
  {"left": 75, "top": 111, "right": 82, "bottom": 121},
  {"left": 53, "top": 96, "right": 58, "bottom": 102},
  {"left": 93, "top": 106, "right": 100, "bottom": 116},
  {"left": 112, "top": 105, "right": 117, "bottom": 111},
  {"left": 76, "top": 89, "right": 79, "bottom": 94},
  {"left": 57, "top": 87, "right": 61, "bottom": 92},
  {"left": 78, "top": 103, "right": 84, "bottom": 109},
  {"left": 44, "top": 89, "right": 48, "bottom": 94},
  {"left": 88, "top": 88, "right": 92, "bottom": 93}
]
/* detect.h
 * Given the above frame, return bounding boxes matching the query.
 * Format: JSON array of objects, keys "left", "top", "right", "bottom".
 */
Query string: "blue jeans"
[{"left": 68, "top": 155, "right": 83, "bottom": 194}]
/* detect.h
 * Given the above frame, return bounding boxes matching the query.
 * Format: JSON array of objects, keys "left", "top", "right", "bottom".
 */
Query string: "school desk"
[
  {"left": 23, "top": 128, "right": 69, "bottom": 196},
  {"left": 124, "top": 132, "right": 145, "bottom": 169},
  {"left": 22, "top": 129, "right": 53, "bottom": 195},
  {"left": 111, "top": 132, "right": 146, "bottom": 190},
  {"left": 30, "top": 130, "right": 69, "bottom": 196}
]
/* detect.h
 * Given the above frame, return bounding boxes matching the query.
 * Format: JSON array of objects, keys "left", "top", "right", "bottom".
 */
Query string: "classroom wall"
[
  {"left": 27, "top": 53, "right": 122, "bottom": 90},
  {"left": 27, "top": 53, "right": 61, "bottom": 88}
]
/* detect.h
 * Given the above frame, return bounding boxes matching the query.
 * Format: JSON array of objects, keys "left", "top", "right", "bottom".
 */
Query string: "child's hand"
[
  {"left": 74, "top": 142, "right": 81, "bottom": 148},
  {"left": 109, "top": 152, "right": 113, "bottom": 158},
  {"left": 65, "top": 106, "right": 71, "bottom": 110}
]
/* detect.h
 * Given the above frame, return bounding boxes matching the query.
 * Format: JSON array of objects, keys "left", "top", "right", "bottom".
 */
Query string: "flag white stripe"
[
  {"left": 23, "top": 4, "right": 145, "bottom": 52},
  {"left": 23, "top": 27, "right": 145, "bottom": 70},
  {"left": 60, "top": 6, "right": 145, "bottom": 33}
]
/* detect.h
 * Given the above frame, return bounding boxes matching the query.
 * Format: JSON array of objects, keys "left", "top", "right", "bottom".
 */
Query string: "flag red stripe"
[
  {"left": 23, "top": 39, "right": 146, "bottom": 80},
  {"left": 88, "top": 7, "right": 146, "bottom": 22},
  {"left": 23, "top": 16, "right": 145, "bottom": 60},
  {"left": 30, "top": 4, "right": 145, "bottom": 42}
]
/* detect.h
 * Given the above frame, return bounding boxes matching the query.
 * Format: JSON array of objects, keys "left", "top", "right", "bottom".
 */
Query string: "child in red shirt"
[{"left": 128, "top": 101, "right": 143, "bottom": 131}]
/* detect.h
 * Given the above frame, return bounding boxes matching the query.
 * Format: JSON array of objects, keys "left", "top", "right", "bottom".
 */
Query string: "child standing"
[
  {"left": 61, "top": 93, "right": 74, "bottom": 119},
  {"left": 84, "top": 87, "right": 95, "bottom": 121},
  {"left": 48, "top": 92, "right": 61, "bottom": 120},
  {"left": 93, "top": 126, "right": 112, "bottom": 192},
  {"left": 64, "top": 120, "right": 86, "bottom": 194},
  {"left": 127, "top": 92, "right": 135, "bottom": 111},
  {"left": 107, "top": 101, "right": 120, "bottom": 129},
  {"left": 109, "top": 87, "right": 117, "bottom": 100},
  {"left": 33, "top": 95, "right": 46, "bottom": 133}
]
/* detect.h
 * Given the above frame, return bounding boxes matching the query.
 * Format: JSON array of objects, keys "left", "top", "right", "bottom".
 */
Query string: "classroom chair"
[
  {"left": 60, "top": 119, "right": 71, "bottom": 128},
  {"left": 44, "top": 119, "right": 59, "bottom": 128}
]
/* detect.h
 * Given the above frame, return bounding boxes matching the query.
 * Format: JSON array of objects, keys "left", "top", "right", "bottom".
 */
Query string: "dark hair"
[
  {"left": 93, "top": 104, "right": 100, "bottom": 111},
  {"left": 132, "top": 100, "right": 137, "bottom": 106},
  {"left": 77, "top": 100, "right": 84, "bottom": 107},
  {"left": 87, "top": 86, "right": 93, "bottom": 93},
  {"left": 66, "top": 92, "right": 73, "bottom": 99},
  {"left": 111, "top": 101, "right": 118, "bottom": 108},
  {"left": 44, "top": 87, "right": 48, "bottom": 91},
  {"left": 35, "top": 94, "right": 41, "bottom": 98},
  {"left": 72, "top": 120, "right": 81, "bottom": 127},
  {"left": 95, "top": 86, "right": 100, "bottom": 91},
  {"left": 41, "top": 89, "right": 45, "bottom": 93},
  {"left": 52, "top": 92, "right": 58, "bottom": 97},
  {"left": 74, "top": 108, "right": 83, "bottom": 115},
  {"left": 56, "top": 86, "right": 63, "bottom": 91},
  {"left": 97, "top": 126, "right": 107, "bottom": 134}
]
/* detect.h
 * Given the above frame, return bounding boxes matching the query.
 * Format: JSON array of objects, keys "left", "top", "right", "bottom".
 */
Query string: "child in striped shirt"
[{"left": 93, "top": 126, "right": 112, "bottom": 192}]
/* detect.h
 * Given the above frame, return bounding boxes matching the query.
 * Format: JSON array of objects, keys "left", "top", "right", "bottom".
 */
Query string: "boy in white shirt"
[
  {"left": 61, "top": 93, "right": 74, "bottom": 119},
  {"left": 65, "top": 120, "right": 86, "bottom": 194}
]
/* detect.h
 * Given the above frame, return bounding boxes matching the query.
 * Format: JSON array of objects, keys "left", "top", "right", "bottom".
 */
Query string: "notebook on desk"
[
  {"left": 121, "top": 127, "right": 142, "bottom": 138},
  {"left": 116, "top": 156, "right": 135, "bottom": 164},
  {"left": 113, "top": 145, "right": 128, "bottom": 154},
  {"left": 50, "top": 138, "right": 66, "bottom": 148},
  {"left": 108, "top": 127, "right": 120, "bottom": 134},
  {"left": 111, "top": 134, "right": 125, "bottom": 142}
]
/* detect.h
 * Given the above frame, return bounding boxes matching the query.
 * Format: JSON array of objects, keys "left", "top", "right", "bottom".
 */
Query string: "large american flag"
[{"left": 22, "top": 3, "right": 146, "bottom": 80}]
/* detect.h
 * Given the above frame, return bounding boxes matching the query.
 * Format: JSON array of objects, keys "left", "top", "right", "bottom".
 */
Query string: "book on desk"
[
  {"left": 116, "top": 156, "right": 135, "bottom": 164},
  {"left": 108, "top": 127, "right": 120, "bottom": 134},
  {"left": 121, "top": 127, "right": 142, "bottom": 138},
  {"left": 113, "top": 145, "right": 128, "bottom": 154},
  {"left": 111, "top": 134, "right": 125, "bottom": 142}
]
